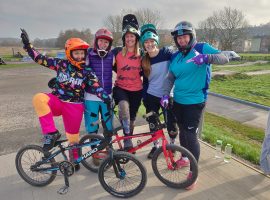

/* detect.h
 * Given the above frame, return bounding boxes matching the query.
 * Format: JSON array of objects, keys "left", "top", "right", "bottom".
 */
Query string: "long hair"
[
  {"left": 142, "top": 52, "right": 151, "bottom": 78},
  {"left": 122, "top": 41, "right": 140, "bottom": 57}
]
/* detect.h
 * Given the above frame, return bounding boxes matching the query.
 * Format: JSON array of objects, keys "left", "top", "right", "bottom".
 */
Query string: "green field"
[
  {"left": 202, "top": 112, "right": 264, "bottom": 165},
  {"left": 0, "top": 63, "right": 39, "bottom": 69},
  {"left": 211, "top": 73, "right": 270, "bottom": 106},
  {"left": 239, "top": 53, "right": 270, "bottom": 61},
  {"left": 213, "top": 62, "right": 270, "bottom": 72}
]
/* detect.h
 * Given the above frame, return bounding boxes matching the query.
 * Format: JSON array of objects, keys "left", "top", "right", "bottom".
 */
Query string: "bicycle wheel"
[
  {"left": 15, "top": 145, "right": 57, "bottom": 187},
  {"left": 79, "top": 134, "right": 108, "bottom": 173},
  {"left": 152, "top": 144, "right": 198, "bottom": 188},
  {"left": 98, "top": 151, "right": 147, "bottom": 198}
]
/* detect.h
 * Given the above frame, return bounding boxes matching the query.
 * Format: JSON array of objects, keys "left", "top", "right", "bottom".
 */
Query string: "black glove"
[
  {"left": 20, "top": 28, "right": 30, "bottom": 47},
  {"left": 105, "top": 98, "right": 114, "bottom": 112},
  {"left": 48, "top": 77, "right": 57, "bottom": 89}
]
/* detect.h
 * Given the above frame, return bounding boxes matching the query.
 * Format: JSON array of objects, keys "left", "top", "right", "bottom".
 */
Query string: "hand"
[
  {"left": 48, "top": 77, "right": 57, "bottom": 89},
  {"left": 20, "top": 28, "right": 30, "bottom": 47},
  {"left": 105, "top": 97, "right": 113, "bottom": 111},
  {"left": 187, "top": 54, "right": 209, "bottom": 65},
  {"left": 160, "top": 95, "right": 169, "bottom": 108}
]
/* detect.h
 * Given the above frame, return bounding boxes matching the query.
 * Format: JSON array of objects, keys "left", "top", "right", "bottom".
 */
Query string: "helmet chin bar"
[{"left": 97, "top": 49, "right": 108, "bottom": 58}]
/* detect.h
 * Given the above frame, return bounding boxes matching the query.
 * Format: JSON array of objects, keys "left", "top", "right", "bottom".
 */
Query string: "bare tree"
[
  {"left": 198, "top": 17, "right": 218, "bottom": 46},
  {"left": 134, "top": 8, "right": 163, "bottom": 29},
  {"left": 103, "top": 8, "right": 163, "bottom": 46},
  {"left": 198, "top": 7, "right": 248, "bottom": 50}
]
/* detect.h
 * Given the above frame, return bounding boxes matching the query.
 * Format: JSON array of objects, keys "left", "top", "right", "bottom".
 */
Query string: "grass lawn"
[
  {"left": 213, "top": 62, "right": 270, "bottom": 73},
  {"left": 0, "top": 63, "right": 39, "bottom": 69},
  {"left": 202, "top": 112, "right": 264, "bottom": 165},
  {"left": 210, "top": 73, "right": 270, "bottom": 106},
  {"left": 239, "top": 53, "right": 270, "bottom": 61}
]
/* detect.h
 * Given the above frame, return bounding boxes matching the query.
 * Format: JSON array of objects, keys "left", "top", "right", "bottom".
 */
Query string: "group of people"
[{"left": 20, "top": 14, "right": 229, "bottom": 189}]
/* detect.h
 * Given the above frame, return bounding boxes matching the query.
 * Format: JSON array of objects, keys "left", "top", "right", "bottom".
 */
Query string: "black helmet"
[
  {"left": 122, "top": 14, "right": 140, "bottom": 45},
  {"left": 171, "top": 21, "right": 196, "bottom": 55}
]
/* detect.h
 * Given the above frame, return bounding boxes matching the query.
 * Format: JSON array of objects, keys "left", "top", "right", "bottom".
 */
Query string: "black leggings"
[
  {"left": 113, "top": 86, "right": 142, "bottom": 121},
  {"left": 143, "top": 93, "right": 178, "bottom": 138},
  {"left": 172, "top": 101, "right": 205, "bottom": 162}
]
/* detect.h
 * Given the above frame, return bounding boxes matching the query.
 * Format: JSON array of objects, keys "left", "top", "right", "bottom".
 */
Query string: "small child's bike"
[{"left": 15, "top": 129, "right": 147, "bottom": 198}]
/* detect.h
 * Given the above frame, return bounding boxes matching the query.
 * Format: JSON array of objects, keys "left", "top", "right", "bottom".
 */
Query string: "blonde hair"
[
  {"left": 122, "top": 41, "right": 140, "bottom": 57},
  {"left": 142, "top": 52, "right": 151, "bottom": 78}
]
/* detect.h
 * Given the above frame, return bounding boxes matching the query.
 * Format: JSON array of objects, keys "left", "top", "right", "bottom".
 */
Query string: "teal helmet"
[{"left": 140, "top": 23, "right": 159, "bottom": 45}]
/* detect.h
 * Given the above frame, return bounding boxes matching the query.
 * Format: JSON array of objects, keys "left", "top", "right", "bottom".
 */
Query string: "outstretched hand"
[
  {"left": 186, "top": 54, "right": 209, "bottom": 65},
  {"left": 20, "top": 28, "right": 30, "bottom": 46}
]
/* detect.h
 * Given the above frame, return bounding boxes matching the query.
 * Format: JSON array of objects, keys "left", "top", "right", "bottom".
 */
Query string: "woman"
[
  {"left": 161, "top": 21, "right": 229, "bottom": 189},
  {"left": 140, "top": 23, "right": 178, "bottom": 159},
  {"left": 112, "top": 14, "right": 142, "bottom": 150}
]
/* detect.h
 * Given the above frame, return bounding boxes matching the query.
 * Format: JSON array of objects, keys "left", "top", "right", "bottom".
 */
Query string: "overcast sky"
[{"left": 1, "top": 0, "right": 269, "bottom": 39}]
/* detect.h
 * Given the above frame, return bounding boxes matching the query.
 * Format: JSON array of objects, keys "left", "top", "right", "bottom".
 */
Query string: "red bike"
[{"left": 79, "top": 110, "right": 198, "bottom": 189}]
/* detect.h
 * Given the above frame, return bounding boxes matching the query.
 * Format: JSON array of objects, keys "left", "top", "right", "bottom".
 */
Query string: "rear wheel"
[
  {"left": 15, "top": 145, "right": 57, "bottom": 187},
  {"left": 152, "top": 144, "right": 198, "bottom": 188}
]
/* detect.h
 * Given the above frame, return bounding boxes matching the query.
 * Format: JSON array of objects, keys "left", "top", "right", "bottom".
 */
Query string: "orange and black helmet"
[{"left": 65, "top": 38, "right": 90, "bottom": 69}]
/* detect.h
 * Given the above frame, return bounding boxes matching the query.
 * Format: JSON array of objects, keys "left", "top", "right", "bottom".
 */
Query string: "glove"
[
  {"left": 48, "top": 77, "right": 57, "bottom": 89},
  {"left": 160, "top": 95, "right": 169, "bottom": 108},
  {"left": 188, "top": 54, "right": 209, "bottom": 65},
  {"left": 104, "top": 97, "right": 113, "bottom": 112},
  {"left": 20, "top": 28, "right": 30, "bottom": 47}
]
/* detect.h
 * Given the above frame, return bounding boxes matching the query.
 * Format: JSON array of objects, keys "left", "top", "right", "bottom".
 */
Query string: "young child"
[
  {"left": 20, "top": 29, "right": 110, "bottom": 170},
  {"left": 84, "top": 28, "right": 114, "bottom": 137}
]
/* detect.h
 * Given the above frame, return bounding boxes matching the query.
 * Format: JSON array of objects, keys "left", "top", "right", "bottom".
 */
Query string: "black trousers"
[{"left": 172, "top": 101, "right": 205, "bottom": 162}]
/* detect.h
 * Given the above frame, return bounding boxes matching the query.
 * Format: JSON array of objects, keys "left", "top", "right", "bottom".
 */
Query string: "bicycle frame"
[{"left": 32, "top": 138, "right": 109, "bottom": 173}]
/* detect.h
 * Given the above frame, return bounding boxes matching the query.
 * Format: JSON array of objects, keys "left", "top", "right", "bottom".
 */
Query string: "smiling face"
[
  {"left": 71, "top": 50, "right": 86, "bottom": 62},
  {"left": 97, "top": 38, "right": 110, "bottom": 50},
  {"left": 143, "top": 39, "right": 158, "bottom": 54},
  {"left": 124, "top": 32, "right": 137, "bottom": 48},
  {"left": 176, "top": 34, "right": 191, "bottom": 48}
]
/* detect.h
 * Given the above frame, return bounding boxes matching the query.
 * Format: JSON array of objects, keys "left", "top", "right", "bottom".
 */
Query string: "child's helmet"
[
  {"left": 94, "top": 28, "right": 113, "bottom": 57},
  {"left": 65, "top": 38, "right": 89, "bottom": 69}
]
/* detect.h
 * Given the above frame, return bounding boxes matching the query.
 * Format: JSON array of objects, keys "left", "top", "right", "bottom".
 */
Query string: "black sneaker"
[
  {"left": 74, "top": 164, "right": 80, "bottom": 171},
  {"left": 147, "top": 147, "right": 157, "bottom": 159},
  {"left": 42, "top": 131, "right": 61, "bottom": 152}
]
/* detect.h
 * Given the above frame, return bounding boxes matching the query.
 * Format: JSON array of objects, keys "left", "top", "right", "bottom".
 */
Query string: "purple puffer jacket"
[{"left": 86, "top": 49, "right": 114, "bottom": 94}]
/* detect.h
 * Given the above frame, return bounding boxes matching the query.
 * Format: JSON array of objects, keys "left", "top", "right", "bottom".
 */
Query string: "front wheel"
[
  {"left": 98, "top": 151, "right": 147, "bottom": 198},
  {"left": 15, "top": 145, "right": 57, "bottom": 187},
  {"left": 152, "top": 144, "right": 198, "bottom": 188}
]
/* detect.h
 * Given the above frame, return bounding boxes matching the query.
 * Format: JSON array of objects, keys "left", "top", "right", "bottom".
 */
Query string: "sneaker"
[
  {"left": 186, "top": 171, "right": 198, "bottom": 190},
  {"left": 123, "top": 139, "right": 133, "bottom": 151},
  {"left": 147, "top": 147, "right": 157, "bottom": 159},
  {"left": 69, "top": 148, "right": 80, "bottom": 171},
  {"left": 42, "top": 131, "right": 61, "bottom": 152},
  {"left": 176, "top": 157, "right": 190, "bottom": 168}
]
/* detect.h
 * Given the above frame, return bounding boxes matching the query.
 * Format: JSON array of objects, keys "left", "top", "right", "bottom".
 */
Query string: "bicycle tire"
[
  {"left": 15, "top": 145, "right": 57, "bottom": 187},
  {"left": 79, "top": 134, "right": 108, "bottom": 173},
  {"left": 98, "top": 151, "right": 147, "bottom": 198},
  {"left": 151, "top": 144, "right": 198, "bottom": 188}
]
